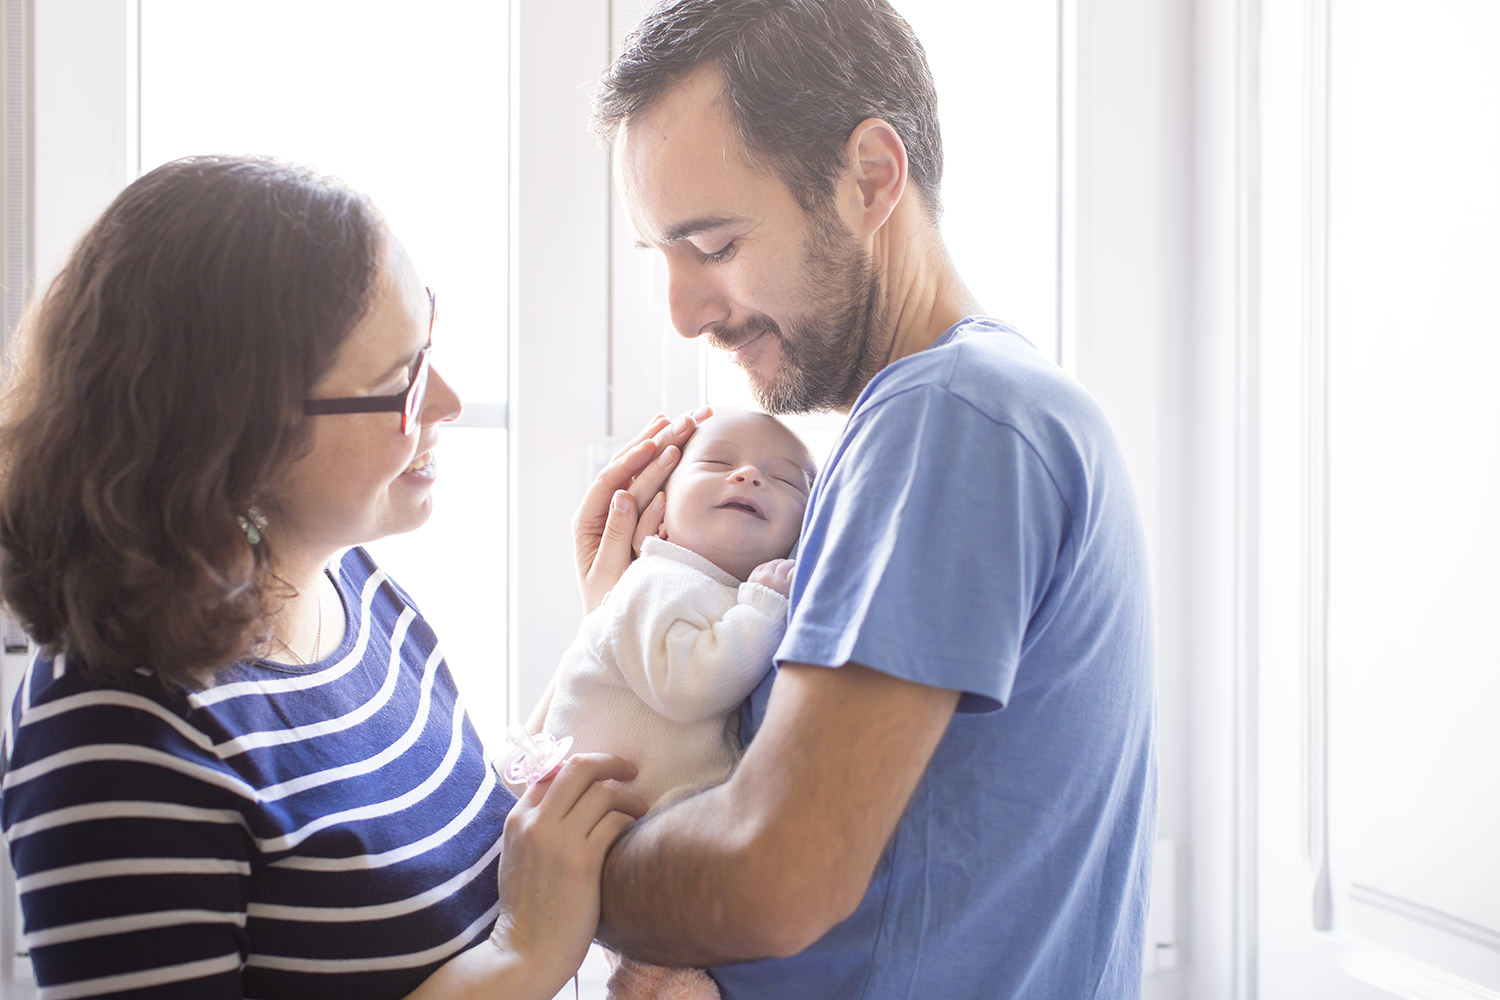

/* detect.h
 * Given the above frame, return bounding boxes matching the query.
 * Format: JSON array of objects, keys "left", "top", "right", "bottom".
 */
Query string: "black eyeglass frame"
[{"left": 303, "top": 288, "right": 435, "bottom": 436}]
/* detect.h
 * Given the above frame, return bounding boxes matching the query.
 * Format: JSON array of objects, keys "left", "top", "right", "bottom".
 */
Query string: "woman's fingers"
[
  {"left": 584, "top": 490, "right": 641, "bottom": 607},
  {"left": 625, "top": 444, "right": 680, "bottom": 511},
  {"left": 658, "top": 405, "right": 712, "bottom": 451},
  {"left": 608, "top": 414, "right": 670, "bottom": 463},
  {"left": 574, "top": 439, "right": 656, "bottom": 561},
  {"left": 565, "top": 771, "right": 648, "bottom": 833},
  {"left": 631, "top": 492, "right": 667, "bottom": 557},
  {"left": 624, "top": 407, "right": 712, "bottom": 507},
  {"left": 574, "top": 406, "right": 712, "bottom": 610},
  {"left": 493, "top": 758, "right": 639, "bottom": 990},
  {"left": 621, "top": 406, "right": 708, "bottom": 513},
  {"left": 588, "top": 808, "right": 639, "bottom": 851},
  {"left": 522, "top": 752, "right": 639, "bottom": 817}
]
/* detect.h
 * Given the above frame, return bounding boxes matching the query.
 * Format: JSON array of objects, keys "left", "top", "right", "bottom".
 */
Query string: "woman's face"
[{"left": 273, "top": 237, "right": 462, "bottom": 562}]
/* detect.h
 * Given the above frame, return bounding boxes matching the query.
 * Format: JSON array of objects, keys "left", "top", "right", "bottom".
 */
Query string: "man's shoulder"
[{"left": 854, "top": 316, "right": 1104, "bottom": 438}]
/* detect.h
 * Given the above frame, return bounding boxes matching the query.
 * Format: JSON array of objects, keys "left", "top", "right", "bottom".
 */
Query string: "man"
[{"left": 574, "top": 1, "right": 1156, "bottom": 996}]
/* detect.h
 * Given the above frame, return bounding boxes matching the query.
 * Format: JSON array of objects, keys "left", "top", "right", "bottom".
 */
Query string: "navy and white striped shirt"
[{"left": 1, "top": 547, "right": 517, "bottom": 998}]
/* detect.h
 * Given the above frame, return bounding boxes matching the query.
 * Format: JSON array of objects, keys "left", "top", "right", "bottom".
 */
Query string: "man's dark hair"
[{"left": 593, "top": 0, "right": 943, "bottom": 220}]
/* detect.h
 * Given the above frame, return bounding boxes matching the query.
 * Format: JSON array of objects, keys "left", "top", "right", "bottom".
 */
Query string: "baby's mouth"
[{"left": 716, "top": 498, "right": 765, "bottom": 519}]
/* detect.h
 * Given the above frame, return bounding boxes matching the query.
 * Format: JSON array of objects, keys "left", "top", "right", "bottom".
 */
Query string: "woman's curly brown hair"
[{"left": 0, "top": 156, "right": 384, "bottom": 685}]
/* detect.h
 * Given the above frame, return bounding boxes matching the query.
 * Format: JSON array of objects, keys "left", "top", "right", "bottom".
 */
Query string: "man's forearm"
[
  {"left": 597, "top": 781, "right": 779, "bottom": 967},
  {"left": 598, "top": 663, "right": 960, "bottom": 967}
]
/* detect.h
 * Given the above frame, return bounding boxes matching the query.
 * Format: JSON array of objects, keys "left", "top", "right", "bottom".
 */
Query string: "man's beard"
[{"left": 708, "top": 206, "right": 886, "bottom": 414}]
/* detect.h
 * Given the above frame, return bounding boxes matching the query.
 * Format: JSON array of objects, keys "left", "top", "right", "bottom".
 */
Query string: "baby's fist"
[{"left": 749, "top": 558, "right": 795, "bottom": 597}]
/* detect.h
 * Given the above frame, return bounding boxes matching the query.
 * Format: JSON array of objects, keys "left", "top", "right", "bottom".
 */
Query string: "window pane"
[
  {"left": 138, "top": 0, "right": 507, "bottom": 404},
  {"left": 901, "top": 0, "right": 1059, "bottom": 357},
  {"left": 139, "top": 1, "right": 511, "bottom": 743}
]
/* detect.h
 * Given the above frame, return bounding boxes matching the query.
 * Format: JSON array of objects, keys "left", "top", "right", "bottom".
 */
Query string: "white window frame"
[
  {"left": 1070, "top": 0, "right": 1249, "bottom": 995},
  {"left": 507, "top": 0, "right": 616, "bottom": 724}
]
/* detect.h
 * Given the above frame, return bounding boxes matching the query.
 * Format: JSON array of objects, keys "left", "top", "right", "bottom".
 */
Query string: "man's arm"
[{"left": 596, "top": 660, "right": 960, "bottom": 965}]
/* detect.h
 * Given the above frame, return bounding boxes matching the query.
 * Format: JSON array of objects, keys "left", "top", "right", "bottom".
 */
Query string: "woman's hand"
[
  {"left": 573, "top": 407, "right": 711, "bottom": 612},
  {"left": 489, "top": 753, "right": 648, "bottom": 994}
]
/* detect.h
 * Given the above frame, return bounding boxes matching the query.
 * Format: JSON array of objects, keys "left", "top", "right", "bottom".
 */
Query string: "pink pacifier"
[{"left": 504, "top": 725, "right": 573, "bottom": 785}]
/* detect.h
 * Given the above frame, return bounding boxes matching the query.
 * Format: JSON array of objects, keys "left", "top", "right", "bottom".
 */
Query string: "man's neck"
[{"left": 870, "top": 202, "right": 983, "bottom": 369}]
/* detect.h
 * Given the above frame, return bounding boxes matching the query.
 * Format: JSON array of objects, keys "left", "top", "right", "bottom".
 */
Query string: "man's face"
[{"left": 615, "top": 66, "right": 886, "bottom": 414}]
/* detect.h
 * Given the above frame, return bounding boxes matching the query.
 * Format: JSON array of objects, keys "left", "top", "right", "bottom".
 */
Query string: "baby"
[{"left": 526, "top": 410, "right": 815, "bottom": 999}]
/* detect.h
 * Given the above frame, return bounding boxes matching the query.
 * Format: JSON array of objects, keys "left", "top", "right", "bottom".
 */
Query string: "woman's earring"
[{"left": 237, "top": 506, "right": 268, "bottom": 545}]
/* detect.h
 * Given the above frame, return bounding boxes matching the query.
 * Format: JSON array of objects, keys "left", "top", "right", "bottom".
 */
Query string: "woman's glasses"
[{"left": 303, "top": 288, "right": 436, "bottom": 436}]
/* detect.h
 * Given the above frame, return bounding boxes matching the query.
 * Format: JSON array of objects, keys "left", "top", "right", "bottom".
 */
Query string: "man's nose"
[{"left": 666, "top": 258, "right": 729, "bottom": 340}]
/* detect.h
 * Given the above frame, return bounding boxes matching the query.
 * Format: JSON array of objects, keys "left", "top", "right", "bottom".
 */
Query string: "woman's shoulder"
[
  {"left": 10, "top": 651, "right": 185, "bottom": 717},
  {"left": 4, "top": 651, "right": 230, "bottom": 777},
  {"left": 335, "top": 545, "right": 425, "bottom": 618}
]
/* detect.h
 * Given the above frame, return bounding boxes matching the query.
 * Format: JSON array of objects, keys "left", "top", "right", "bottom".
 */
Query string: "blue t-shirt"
[
  {"left": 1, "top": 547, "right": 516, "bottom": 998},
  {"left": 712, "top": 318, "right": 1157, "bottom": 999}
]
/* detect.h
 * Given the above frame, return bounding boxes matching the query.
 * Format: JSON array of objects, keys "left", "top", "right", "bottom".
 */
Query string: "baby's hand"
[{"left": 749, "top": 558, "right": 795, "bottom": 597}]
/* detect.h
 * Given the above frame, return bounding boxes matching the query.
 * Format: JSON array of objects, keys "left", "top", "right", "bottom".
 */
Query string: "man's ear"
[{"left": 840, "top": 117, "right": 908, "bottom": 238}]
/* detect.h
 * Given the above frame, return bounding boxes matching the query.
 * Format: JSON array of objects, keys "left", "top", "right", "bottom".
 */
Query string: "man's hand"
[
  {"left": 573, "top": 406, "right": 711, "bottom": 612},
  {"left": 748, "top": 558, "right": 795, "bottom": 598}
]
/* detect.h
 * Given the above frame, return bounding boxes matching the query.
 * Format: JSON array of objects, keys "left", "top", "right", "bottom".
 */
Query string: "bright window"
[{"left": 138, "top": 0, "right": 511, "bottom": 742}]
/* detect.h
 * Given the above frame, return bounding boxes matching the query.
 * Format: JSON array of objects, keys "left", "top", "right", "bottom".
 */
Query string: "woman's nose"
[{"left": 422, "top": 366, "right": 463, "bottom": 425}]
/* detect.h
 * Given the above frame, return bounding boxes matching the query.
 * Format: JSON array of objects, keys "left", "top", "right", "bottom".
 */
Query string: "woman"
[{"left": 0, "top": 155, "right": 686, "bottom": 998}]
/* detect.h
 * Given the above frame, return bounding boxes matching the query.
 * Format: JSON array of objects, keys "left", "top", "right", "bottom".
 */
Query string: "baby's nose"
[{"left": 728, "top": 464, "right": 764, "bottom": 487}]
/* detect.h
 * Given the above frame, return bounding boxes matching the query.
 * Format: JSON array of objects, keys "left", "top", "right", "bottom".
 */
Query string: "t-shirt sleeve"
[
  {"left": 777, "top": 383, "right": 1075, "bottom": 712},
  {"left": 2, "top": 680, "right": 252, "bottom": 996}
]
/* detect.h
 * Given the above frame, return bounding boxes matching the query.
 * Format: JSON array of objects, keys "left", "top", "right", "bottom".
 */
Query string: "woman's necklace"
[{"left": 275, "top": 577, "right": 325, "bottom": 665}]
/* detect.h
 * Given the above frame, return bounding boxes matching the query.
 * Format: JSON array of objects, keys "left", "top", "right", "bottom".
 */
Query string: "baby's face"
[{"left": 660, "top": 413, "right": 814, "bottom": 581}]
